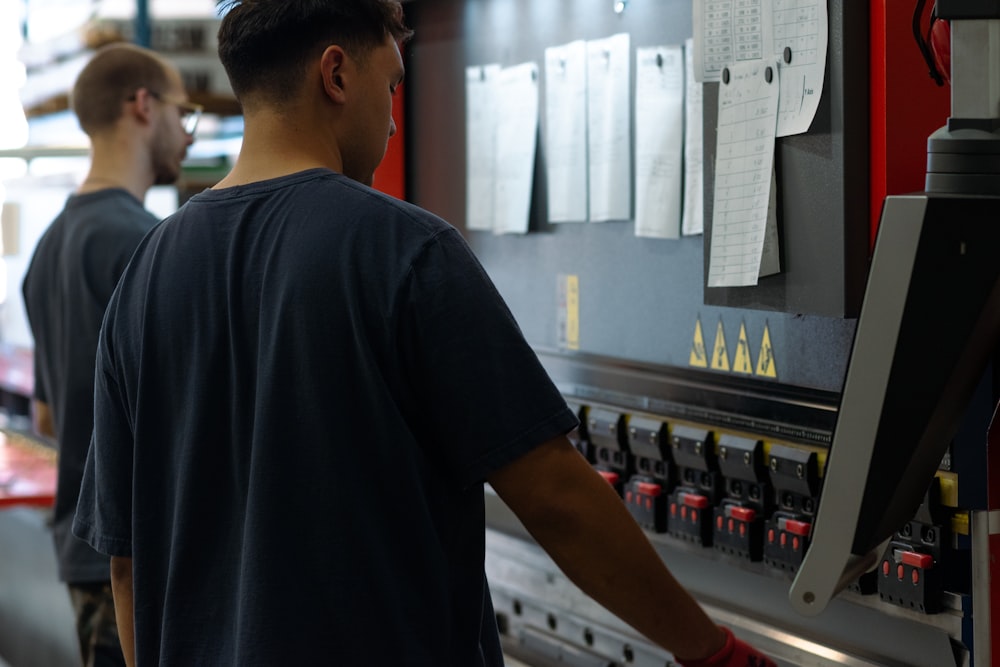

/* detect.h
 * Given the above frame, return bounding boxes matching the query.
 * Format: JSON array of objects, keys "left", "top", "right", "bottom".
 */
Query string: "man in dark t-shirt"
[
  {"left": 78, "top": 168, "right": 580, "bottom": 665},
  {"left": 22, "top": 43, "right": 196, "bottom": 667},
  {"left": 74, "top": 3, "right": 775, "bottom": 667}
]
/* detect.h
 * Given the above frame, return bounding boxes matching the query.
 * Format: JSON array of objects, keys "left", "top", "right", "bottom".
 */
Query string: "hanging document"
[
  {"left": 465, "top": 64, "right": 501, "bottom": 231},
  {"left": 682, "top": 38, "right": 706, "bottom": 236},
  {"left": 586, "top": 33, "right": 631, "bottom": 223},
  {"left": 494, "top": 62, "right": 540, "bottom": 235},
  {"left": 692, "top": 0, "right": 827, "bottom": 136},
  {"left": 634, "top": 45, "right": 684, "bottom": 239},
  {"left": 544, "top": 41, "right": 588, "bottom": 223},
  {"left": 707, "top": 60, "right": 780, "bottom": 287}
]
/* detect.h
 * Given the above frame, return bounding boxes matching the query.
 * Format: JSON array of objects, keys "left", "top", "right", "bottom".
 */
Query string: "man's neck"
[
  {"left": 215, "top": 111, "right": 344, "bottom": 190},
  {"left": 82, "top": 136, "right": 154, "bottom": 202},
  {"left": 78, "top": 177, "right": 130, "bottom": 194}
]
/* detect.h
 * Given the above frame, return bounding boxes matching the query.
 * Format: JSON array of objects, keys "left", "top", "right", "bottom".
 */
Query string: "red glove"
[{"left": 676, "top": 627, "right": 777, "bottom": 667}]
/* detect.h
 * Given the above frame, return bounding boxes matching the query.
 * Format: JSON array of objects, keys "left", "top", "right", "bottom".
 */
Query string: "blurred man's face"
[{"left": 150, "top": 70, "right": 196, "bottom": 185}]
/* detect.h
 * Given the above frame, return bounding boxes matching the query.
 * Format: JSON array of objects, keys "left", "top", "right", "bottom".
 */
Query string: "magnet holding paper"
[
  {"left": 784, "top": 46, "right": 792, "bottom": 64},
  {"left": 722, "top": 67, "right": 730, "bottom": 84},
  {"left": 613, "top": 0, "right": 627, "bottom": 14},
  {"left": 765, "top": 66, "right": 773, "bottom": 83}
]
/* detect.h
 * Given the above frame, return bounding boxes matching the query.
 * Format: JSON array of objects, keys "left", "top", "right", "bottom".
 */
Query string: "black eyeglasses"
[{"left": 128, "top": 89, "right": 203, "bottom": 135}]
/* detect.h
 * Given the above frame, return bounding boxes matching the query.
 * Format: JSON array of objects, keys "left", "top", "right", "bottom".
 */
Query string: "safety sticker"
[
  {"left": 711, "top": 319, "right": 730, "bottom": 371},
  {"left": 733, "top": 322, "right": 754, "bottom": 374},
  {"left": 755, "top": 323, "right": 777, "bottom": 378},
  {"left": 689, "top": 317, "right": 708, "bottom": 368}
]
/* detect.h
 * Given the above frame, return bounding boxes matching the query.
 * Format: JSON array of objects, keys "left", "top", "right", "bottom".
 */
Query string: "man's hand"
[{"left": 676, "top": 627, "right": 778, "bottom": 667}]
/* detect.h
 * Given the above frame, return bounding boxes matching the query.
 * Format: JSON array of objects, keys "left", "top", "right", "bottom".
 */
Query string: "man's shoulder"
[
  {"left": 47, "top": 191, "right": 158, "bottom": 243},
  {"left": 88, "top": 192, "right": 158, "bottom": 231},
  {"left": 319, "top": 172, "right": 451, "bottom": 227},
  {"left": 252, "top": 170, "right": 446, "bottom": 237},
  {"left": 23, "top": 209, "right": 70, "bottom": 286},
  {"left": 198, "top": 170, "right": 457, "bottom": 240}
]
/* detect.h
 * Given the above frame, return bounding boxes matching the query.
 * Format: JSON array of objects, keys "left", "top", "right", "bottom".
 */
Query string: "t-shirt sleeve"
[
  {"left": 72, "top": 311, "right": 134, "bottom": 557},
  {"left": 22, "top": 268, "right": 48, "bottom": 404},
  {"left": 91, "top": 216, "right": 154, "bottom": 305},
  {"left": 399, "top": 228, "right": 578, "bottom": 488},
  {"left": 30, "top": 342, "right": 48, "bottom": 404}
]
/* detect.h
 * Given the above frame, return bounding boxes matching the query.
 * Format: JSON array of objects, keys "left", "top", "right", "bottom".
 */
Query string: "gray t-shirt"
[{"left": 23, "top": 188, "right": 157, "bottom": 583}]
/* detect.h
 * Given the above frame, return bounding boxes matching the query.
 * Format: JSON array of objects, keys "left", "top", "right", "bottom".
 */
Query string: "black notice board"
[
  {"left": 701, "top": 1, "right": 870, "bottom": 317},
  {"left": 402, "top": 0, "right": 865, "bottom": 392}
]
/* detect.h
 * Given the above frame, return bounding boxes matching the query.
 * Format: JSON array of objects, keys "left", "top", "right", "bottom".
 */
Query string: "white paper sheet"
[
  {"left": 693, "top": 0, "right": 828, "bottom": 136},
  {"left": 707, "top": 60, "right": 780, "bottom": 287},
  {"left": 634, "top": 45, "right": 684, "bottom": 239},
  {"left": 773, "top": 0, "right": 827, "bottom": 136},
  {"left": 759, "top": 167, "right": 781, "bottom": 277},
  {"left": 465, "top": 64, "right": 501, "bottom": 231},
  {"left": 682, "top": 38, "right": 705, "bottom": 236},
  {"left": 693, "top": 0, "right": 771, "bottom": 83},
  {"left": 494, "top": 62, "right": 540, "bottom": 235},
  {"left": 586, "top": 33, "right": 631, "bottom": 223},
  {"left": 544, "top": 41, "right": 589, "bottom": 223}
]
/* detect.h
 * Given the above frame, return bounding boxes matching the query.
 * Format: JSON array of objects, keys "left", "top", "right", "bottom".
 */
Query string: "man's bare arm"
[
  {"left": 487, "top": 435, "right": 725, "bottom": 662},
  {"left": 111, "top": 556, "right": 136, "bottom": 667},
  {"left": 31, "top": 400, "right": 56, "bottom": 439}
]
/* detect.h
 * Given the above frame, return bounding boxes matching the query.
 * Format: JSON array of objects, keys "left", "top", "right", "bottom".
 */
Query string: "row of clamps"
[{"left": 567, "top": 405, "right": 822, "bottom": 572}]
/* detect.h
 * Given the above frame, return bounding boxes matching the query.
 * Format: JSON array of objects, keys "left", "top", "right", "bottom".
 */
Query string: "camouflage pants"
[{"left": 68, "top": 582, "right": 126, "bottom": 667}]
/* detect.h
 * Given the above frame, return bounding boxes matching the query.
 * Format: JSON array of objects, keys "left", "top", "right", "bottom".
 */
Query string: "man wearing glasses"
[{"left": 21, "top": 42, "right": 197, "bottom": 667}]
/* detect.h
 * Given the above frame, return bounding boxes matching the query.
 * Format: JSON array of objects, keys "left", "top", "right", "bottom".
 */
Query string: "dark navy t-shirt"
[
  {"left": 23, "top": 188, "right": 158, "bottom": 583},
  {"left": 74, "top": 169, "right": 578, "bottom": 666}
]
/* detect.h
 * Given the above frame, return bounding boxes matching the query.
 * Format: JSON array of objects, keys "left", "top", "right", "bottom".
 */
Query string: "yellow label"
[
  {"left": 951, "top": 512, "right": 970, "bottom": 536},
  {"left": 755, "top": 323, "right": 777, "bottom": 378},
  {"left": 936, "top": 472, "right": 959, "bottom": 508},
  {"left": 689, "top": 317, "right": 708, "bottom": 368},
  {"left": 566, "top": 275, "right": 580, "bottom": 350},
  {"left": 733, "top": 322, "right": 754, "bottom": 374},
  {"left": 711, "top": 320, "right": 730, "bottom": 371}
]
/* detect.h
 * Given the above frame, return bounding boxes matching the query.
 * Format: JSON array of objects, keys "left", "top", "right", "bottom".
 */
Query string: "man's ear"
[
  {"left": 321, "top": 45, "right": 348, "bottom": 103},
  {"left": 127, "top": 87, "right": 156, "bottom": 125}
]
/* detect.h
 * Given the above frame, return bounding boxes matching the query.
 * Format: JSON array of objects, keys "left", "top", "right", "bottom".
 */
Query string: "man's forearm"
[
  {"left": 31, "top": 400, "right": 55, "bottom": 439},
  {"left": 489, "top": 438, "right": 725, "bottom": 661},
  {"left": 111, "top": 556, "right": 136, "bottom": 667}
]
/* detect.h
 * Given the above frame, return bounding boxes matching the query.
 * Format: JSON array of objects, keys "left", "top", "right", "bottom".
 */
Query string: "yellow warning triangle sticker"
[
  {"left": 711, "top": 320, "right": 730, "bottom": 371},
  {"left": 689, "top": 318, "right": 708, "bottom": 368},
  {"left": 755, "top": 323, "right": 777, "bottom": 378},
  {"left": 733, "top": 322, "right": 754, "bottom": 374}
]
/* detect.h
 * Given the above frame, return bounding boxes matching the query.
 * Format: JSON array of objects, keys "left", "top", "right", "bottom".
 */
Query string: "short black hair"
[{"left": 217, "top": 0, "right": 412, "bottom": 105}]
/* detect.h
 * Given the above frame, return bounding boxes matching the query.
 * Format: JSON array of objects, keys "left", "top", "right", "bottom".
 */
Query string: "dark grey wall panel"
[{"left": 404, "top": 0, "right": 860, "bottom": 394}]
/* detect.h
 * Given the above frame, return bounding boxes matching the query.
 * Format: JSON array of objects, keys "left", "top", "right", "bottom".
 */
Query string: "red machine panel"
[
  {"left": 869, "top": 1, "right": 950, "bottom": 247},
  {"left": 372, "top": 83, "right": 406, "bottom": 200}
]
